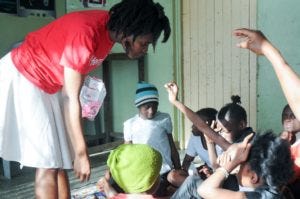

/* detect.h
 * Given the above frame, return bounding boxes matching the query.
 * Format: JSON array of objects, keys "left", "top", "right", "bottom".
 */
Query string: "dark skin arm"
[
  {"left": 167, "top": 134, "right": 181, "bottom": 169},
  {"left": 164, "top": 82, "right": 231, "bottom": 151},
  {"left": 181, "top": 154, "right": 195, "bottom": 172}
]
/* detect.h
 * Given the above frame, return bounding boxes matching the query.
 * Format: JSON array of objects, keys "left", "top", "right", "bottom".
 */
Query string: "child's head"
[
  {"left": 135, "top": 82, "right": 159, "bottom": 119},
  {"left": 282, "top": 104, "right": 300, "bottom": 133},
  {"left": 216, "top": 95, "right": 247, "bottom": 143},
  {"left": 192, "top": 108, "right": 218, "bottom": 136},
  {"left": 107, "top": 144, "right": 162, "bottom": 194},
  {"left": 108, "top": 0, "right": 171, "bottom": 58},
  {"left": 237, "top": 131, "right": 294, "bottom": 191}
]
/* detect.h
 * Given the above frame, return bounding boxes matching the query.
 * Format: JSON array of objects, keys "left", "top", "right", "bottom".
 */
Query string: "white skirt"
[{"left": 0, "top": 53, "right": 74, "bottom": 169}]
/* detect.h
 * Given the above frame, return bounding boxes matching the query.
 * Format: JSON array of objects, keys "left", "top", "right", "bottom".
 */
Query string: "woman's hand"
[
  {"left": 164, "top": 82, "right": 178, "bottom": 103},
  {"left": 73, "top": 151, "right": 91, "bottom": 182},
  {"left": 233, "top": 28, "right": 270, "bottom": 55}
]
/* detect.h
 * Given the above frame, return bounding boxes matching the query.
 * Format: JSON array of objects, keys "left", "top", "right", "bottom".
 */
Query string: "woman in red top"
[{"left": 0, "top": 0, "right": 170, "bottom": 198}]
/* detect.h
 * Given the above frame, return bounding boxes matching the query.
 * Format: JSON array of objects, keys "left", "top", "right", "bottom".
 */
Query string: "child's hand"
[
  {"left": 164, "top": 82, "right": 178, "bottom": 103},
  {"left": 204, "top": 120, "right": 217, "bottom": 144},
  {"left": 233, "top": 28, "right": 269, "bottom": 55},
  {"left": 217, "top": 133, "right": 253, "bottom": 172},
  {"left": 96, "top": 177, "right": 108, "bottom": 192},
  {"left": 96, "top": 176, "right": 117, "bottom": 198}
]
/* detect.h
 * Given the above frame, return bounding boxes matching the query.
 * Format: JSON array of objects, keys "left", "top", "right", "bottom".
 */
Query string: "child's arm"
[
  {"left": 167, "top": 134, "right": 181, "bottom": 169},
  {"left": 181, "top": 154, "right": 195, "bottom": 172},
  {"left": 197, "top": 134, "right": 252, "bottom": 199},
  {"left": 164, "top": 82, "right": 231, "bottom": 151},
  {"left": 204, "top": 134, "right": 219, "bottom": 171},
  {"left": 234, "top": 28, "right": 300, "bottom": 120},
  {"left": 96, "top": 170, "right": 117, "bottom": 198}
]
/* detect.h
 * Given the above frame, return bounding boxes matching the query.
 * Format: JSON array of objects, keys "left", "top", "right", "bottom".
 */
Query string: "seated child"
[
  {"left": 167, "top": 108, "right": 221, "bottom": 187},
  {"left": 280, "top": 105, "right": 300, "bottom": 197},
  {"left": 280, "top": 104, "right": 300, "bottom": 145},
  {"left": 164, "top": 82, "right": 255, "bottom": 198},
  {"left": 97, "top": 144, "right": 162, "bottom": 199},
  {"left": 123, "top": 82, "right": 181, "bottom": 196},
  {"left": 198, "top": 131, "right": 294, "bottom": 199}
]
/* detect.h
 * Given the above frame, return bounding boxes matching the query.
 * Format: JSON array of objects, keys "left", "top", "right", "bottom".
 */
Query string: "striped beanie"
[{"left": 134, "top": 82, "right": 159, "bottom": 107}]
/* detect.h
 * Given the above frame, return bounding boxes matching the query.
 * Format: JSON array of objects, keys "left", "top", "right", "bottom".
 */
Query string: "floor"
[
  {"left": 0, "top": 148, "right": 187, "bottom": 199},
  {"left": 0, "top": 154, "right": 109, "bottom": 199}
]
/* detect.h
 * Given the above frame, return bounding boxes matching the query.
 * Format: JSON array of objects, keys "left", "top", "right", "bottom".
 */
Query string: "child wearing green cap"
[
  {"left": 123, "top": 81, "right": 181, "bottom": 196},
  {"left": 97, "top": 144, "right": 163, "bottom": 198}
]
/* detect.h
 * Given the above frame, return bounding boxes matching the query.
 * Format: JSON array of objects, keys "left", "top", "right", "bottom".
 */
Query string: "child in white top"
[{"left": 123, "top": 82, "right": 180, "bottom": 197}]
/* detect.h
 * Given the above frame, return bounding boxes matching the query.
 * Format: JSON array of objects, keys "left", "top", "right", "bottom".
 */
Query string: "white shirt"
[
  {"left": 186, "top": 134, "right": 223, "bottom": 168},
  {"left": 123, "top": 111, "right": 173, "bottom": 174}
]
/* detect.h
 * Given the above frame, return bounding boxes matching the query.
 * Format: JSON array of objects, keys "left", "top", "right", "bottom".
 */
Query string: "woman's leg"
[
  {"left": 58, "top": 169, "right": 71, "bottom": 199},
  {"left": 35, "top": 168, "right": 58, "bottom": 199}
]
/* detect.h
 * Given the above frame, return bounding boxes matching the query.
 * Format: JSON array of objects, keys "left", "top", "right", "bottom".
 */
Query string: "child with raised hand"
[
  {"left": 164, "top": 82, "right": 231, "bottom": 151},
  {"left": 123, "top": 81, "right": 181, "bottom": 197},
  {"left": 234, "top": 28, "right": 300, "bottom": 195},
  {"left": 198, "top": 131, "right": 294, "bottom": 199},
  {"left": 167, "top": 108, "right": 220, "bottom": 187},
  {"left": 164, "top": 82, "right": 253, "bottom": 151}
]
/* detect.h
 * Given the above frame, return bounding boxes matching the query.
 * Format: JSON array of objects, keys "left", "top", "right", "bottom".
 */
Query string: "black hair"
[
  {"left": 217, "top": 95, "right": 247, "bottom": 125},
  {"left": 247, "top": 131, "right": 294, "bottom": 190},
  {"left": 107, "top": 0, "right": 171, "bottom": 48},
  {"left": 217, "top": 95, "right": 247, "bottom": 142},
  {"left": 196, "top": 108, "right": 218, "bottom": 126},
  {"left": 281, "top": 104, "right": 296, "bottom": 124},
  {"left": 194, "top": 108, "right": 218, "bottom": 150}
]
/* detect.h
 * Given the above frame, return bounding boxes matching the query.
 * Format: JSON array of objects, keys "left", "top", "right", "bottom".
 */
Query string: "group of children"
[
  {"left": 97, "top": 29, "right": 300, "bottom": 199},
  {"left": 96, "top": 80, "right": 299, "bottom": 199}
]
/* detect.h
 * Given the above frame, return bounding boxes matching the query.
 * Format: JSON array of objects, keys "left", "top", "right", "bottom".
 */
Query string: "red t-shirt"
[{"left": 11, "top": 10, "right": 114, "bottom": 94}]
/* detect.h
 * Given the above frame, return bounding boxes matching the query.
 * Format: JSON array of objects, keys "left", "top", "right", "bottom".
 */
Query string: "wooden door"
[{"left": 182, "top": 0, "right": 257, "bottom": 147}]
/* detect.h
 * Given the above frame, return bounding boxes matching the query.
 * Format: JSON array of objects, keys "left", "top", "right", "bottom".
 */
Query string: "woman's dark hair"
[
  {"left": 247, "top": 131, "right": 294, "bottom": 190},
  {"left": 107, "top": 0, "right": 171, "bottom": 48}
]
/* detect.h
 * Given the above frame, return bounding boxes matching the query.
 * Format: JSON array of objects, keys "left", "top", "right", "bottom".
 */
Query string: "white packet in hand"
[{"left": 80, "top": 76, "right": 106, "bottom": 121}]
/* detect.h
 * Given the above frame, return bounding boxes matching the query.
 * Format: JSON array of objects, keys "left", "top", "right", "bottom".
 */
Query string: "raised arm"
[
  {"left": 197, "top": 133, "right": 253, "bottom": 199},
  {"left": 164, "top": 82, "right": 230, "bottom": 150},
  {"left": 204, "top": 131, "right": 219, "bottom": 171},
  {"left": 62, "top": 67, "right": 90, "bottom": 182},
  {"left": 234, "top": 28, "right": 300, "bottom": 120}
]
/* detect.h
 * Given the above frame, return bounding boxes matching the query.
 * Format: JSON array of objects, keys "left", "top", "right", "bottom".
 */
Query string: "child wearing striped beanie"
[
  {"left": 123, "top": 81, "right": 181, "bottom": 197},
  {"left": 134, "top": 81, "right": 159, "bottom": 108}
]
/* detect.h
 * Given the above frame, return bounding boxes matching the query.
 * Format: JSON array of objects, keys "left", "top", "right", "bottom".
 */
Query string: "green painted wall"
[
  {"left": 257, "top": 0, "right": 300, "bottom": 134},
  {"left": 0, "top": 1, "right": 65, "bottom": 56}
]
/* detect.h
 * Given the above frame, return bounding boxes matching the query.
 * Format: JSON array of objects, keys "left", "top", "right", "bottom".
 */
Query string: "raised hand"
[
  {"left": 164, "top": 82, "right": 178, "bottom": 103},
  {"left": 218, "top": 133, "right": 253, "bottom": 172},
  {"left": 233, "top": 28, "right": 269, "bottom": 55}
]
